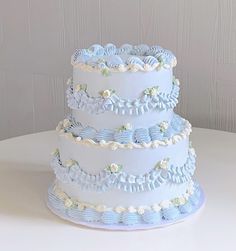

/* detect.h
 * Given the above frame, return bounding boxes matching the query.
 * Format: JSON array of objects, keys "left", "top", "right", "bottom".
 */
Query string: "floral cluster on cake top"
[{"left": 71, "top": 43, "right": 177, "bottom": 72}]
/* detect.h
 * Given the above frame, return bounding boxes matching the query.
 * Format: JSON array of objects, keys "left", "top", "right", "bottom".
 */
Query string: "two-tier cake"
[{"left": 47, "top": 43, "right": 204, "bottom": 230}]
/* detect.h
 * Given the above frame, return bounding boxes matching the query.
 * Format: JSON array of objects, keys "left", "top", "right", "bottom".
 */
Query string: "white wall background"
[{"left": 0, "top": 0, "right": 236, "bottom": 140}]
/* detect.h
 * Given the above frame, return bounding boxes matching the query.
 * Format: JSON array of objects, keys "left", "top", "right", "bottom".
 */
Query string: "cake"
[{"left": 47, "top": 43, "right": 204, "bottom": 230}]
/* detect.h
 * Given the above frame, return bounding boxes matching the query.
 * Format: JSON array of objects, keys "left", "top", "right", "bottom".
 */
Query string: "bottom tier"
[{"left": 47, "top": 182, "right": 205, "bottom": 230}]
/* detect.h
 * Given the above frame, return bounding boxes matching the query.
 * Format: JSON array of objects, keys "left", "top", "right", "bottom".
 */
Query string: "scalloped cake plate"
[{"left": 46, "top": 186, "right": 205, "bottom": 231}]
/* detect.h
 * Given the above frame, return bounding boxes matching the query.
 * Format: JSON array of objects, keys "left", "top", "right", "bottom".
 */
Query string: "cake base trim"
[{"left": 47, "top": 182, "right": 205, "bottom": 231}]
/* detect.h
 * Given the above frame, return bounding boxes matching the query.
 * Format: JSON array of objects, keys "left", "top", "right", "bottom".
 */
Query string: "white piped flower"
[
  {"left": 75, "top": 83, "right": 87, "bottom": 92},
  {"left": 115, "top": 206, "right": 126, "bottom": 213},
  {"left": 110, "top": 163, "right": 119, "bottom": 172},
  {"left": 64, "top": 198, "right": 73, "bottom": 208},
  {"left": 178, "top": 197, "right": 186, "bottom": 205},
  {"left": 159, "top": 121, "right": 169, "bottom": 132},
  {"left": 152, "top": 203, "right": 161, "bottom": 212},
  {"left": 150, "top": 87, "right": 159, "bottom": 96},
  {"left": 75, "top": 84, "right": 81, "bottom": 92},
  {"left": 65, "top": 159, "right": 77, "bottom": 168},
  {"left": 124, "top": 123, "right": 132, "bottom": 130},
  {"left": 51, "top": 148, "right": 59, "bottom": 156},
  {"left": 76, "top": 136, "right": 81, "bottom": 142},
  {"left": 137, "top": 206, "right": 146, "bottom": 215},
  {"left": 77, "top": 203, "right": 85, "bottom": 211},
  {"left": 96, "top": 204, "right": 107, "bottom": 212},
  {"left": 173, "top": 78, "right": 180, "bottom": 86},
  {"left": 172, "top": 197, "right": 186, "bottom": 206},
  {"left": 108, "top": 163, "right": 122, "bottom": 173},
  {"left": 128, "top": 206, "right": 137, "bottom": 213},
  {"left": 144, "top": 86, "right": 159, "bottom": 96},
  {"left": 160, "top": 200, "right": 172, "bottom": 209},
  {"left": 155, "top": 158, "right": 170, "bottom": 170},
  {"left": 63, "top": 119, "right": 71, "bottom": 128},
  {"left": 102, "top": 89, "right": 111, "bottom": 98},
  {"left": 118, "top": 123, "right": 132, "bottom": 132}
]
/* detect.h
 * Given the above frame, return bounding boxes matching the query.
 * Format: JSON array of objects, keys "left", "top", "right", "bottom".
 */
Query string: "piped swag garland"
[
  {"left": 51, "top": 148, "right": 196, "bottom": 193},
  {"left": 66, "top": 78, "right": 180, "bottom": 115}
]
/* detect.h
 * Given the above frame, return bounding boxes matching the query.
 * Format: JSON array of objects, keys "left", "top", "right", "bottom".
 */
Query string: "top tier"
[
  {"left": 71, "top": 43, "right": 177, "bottom": 73},
  {"left": 69, "top": 44, "right": 179, "bottom": 130}
]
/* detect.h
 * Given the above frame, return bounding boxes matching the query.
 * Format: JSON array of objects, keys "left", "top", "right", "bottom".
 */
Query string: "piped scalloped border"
[
  {"left": 47, "top": 182, "right": 204, "bottom": 228},
  {"left": 71, "top": 43, "right": 177, "bottom": 73},
  {"left": 57, "top": 115, "right": 192, "bottom": 150},
  {"left": 66, "top": 77, "right": 180, "bottom": 115},
  {"left": 51, "top": 148, "right": 196, "bottom": 192},
  {"left": 50, "top": 181, "right": 195, "bottom": 213}
]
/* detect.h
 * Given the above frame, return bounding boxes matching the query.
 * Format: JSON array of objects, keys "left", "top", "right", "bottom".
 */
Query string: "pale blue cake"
[{"left": 47, "top": 43, "right": 204, "bottom": 230}]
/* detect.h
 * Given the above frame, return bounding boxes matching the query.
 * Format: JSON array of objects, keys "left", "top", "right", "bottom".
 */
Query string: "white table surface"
[{"left": 0, "top": 128, "right": 235, "bottom": 251}]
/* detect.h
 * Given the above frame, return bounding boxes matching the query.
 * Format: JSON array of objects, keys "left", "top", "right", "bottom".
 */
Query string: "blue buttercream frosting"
[
  {"left": 126, "top": 56, "right": 145, "bottom": 66},
  {"left": 134, "top": 128, "right": 151, "bottom": 143},
  {"left": 88, "top": 44, "right": 105, "bottom": 56},
  {"left": 189, "top": 194, "right": 199, "bottom": 206},
  {"left": 82, "top": 208, "right": 100, "bottom": 222},
  {"left": 114, "top": 130, "right": 133, "bottom": 144},
  {"left": 71, "top": 43, "right": 177, "bottom": 71},
  {"left": 116, "top": 44, "right": 133, "bottom": 54},
  {"left": 48, "top": 190, "right": 65, "bottom": 210},
  {"left": 163, "top": 128, "right": 173, "bottom": 138},
  {"left": 67, "top": 208, "right": 83, "bottom": 220},
  {"left": 131, "top": 44, "right": 150, "bottom": 56},
  {"left": 79, "top": 126, "right": 97, "bottom": 139},
  {"left": 142, "top": 211, "right": 162, "bottom": 224},
  {"left": 101, "top": 211, "right": 120, "bottom": 225},
  {"left": 95, "top": 129, "right": 114, "bottom": 142},
  {"left": 122, "top": 212, "right": 141, "bottom": 225},
  {"left": 149, "top": 125, "right": 164, "bottom": 141},
  {"left": 106, "top": 55, "right": 124, "bottom": 68},
  {"left": 179, "top": 202, "right": 193, "bottom": 214},
  {"left": 162, "top": 207, "right": 180, "bottom": 220},
  {"left": 143, "top": 55, "right": 159, "bottom": 66},
  {"left": 171, "top": 114, "right": 184, "bottom": 131},
  {"left": 104, "top": 43, "right": 117, "bottom": 56}
]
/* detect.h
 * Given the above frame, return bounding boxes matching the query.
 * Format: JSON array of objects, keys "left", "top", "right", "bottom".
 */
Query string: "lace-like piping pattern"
[
  {"left": 51, "top": 148, "right": 196, "bottom": 192},
  {"left": 66, "top": 78, "right": 180, "bottom": 115}
]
